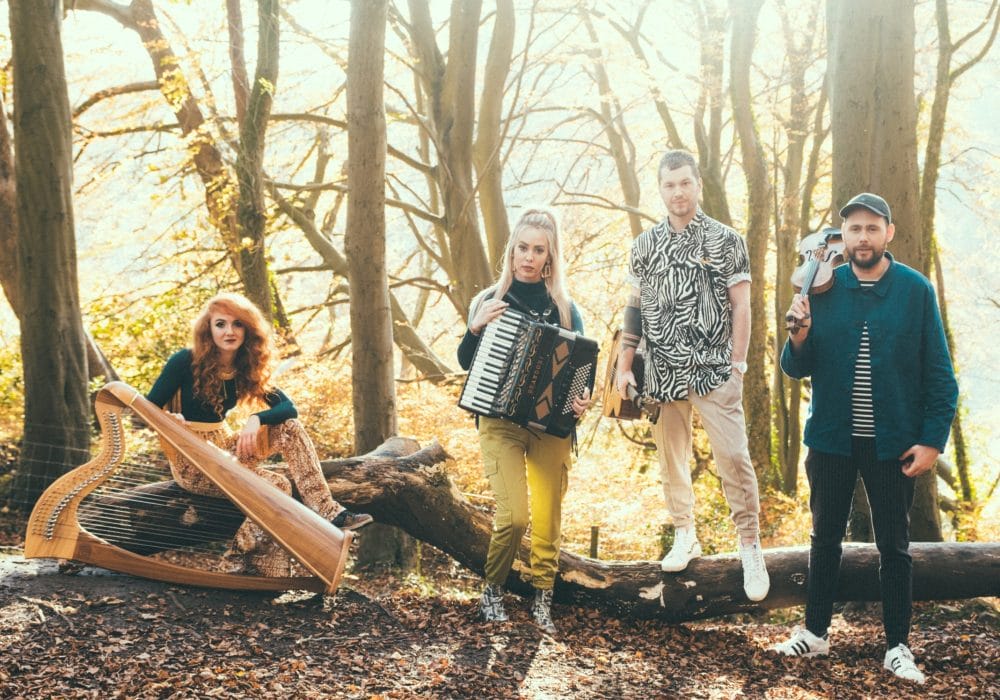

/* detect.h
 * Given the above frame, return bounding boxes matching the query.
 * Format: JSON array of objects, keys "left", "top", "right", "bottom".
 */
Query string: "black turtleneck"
[{"left": 456, "top": 279, "right": 583, "bottom": 370}]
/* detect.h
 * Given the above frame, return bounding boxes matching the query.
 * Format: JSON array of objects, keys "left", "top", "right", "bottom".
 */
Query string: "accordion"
[{"left": 459, "top": 308, "right": 598, "bottom": 438}]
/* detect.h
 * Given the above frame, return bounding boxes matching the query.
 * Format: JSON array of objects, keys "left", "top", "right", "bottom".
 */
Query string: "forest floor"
[{"left": 1, "top": 516, "right": 998, "bottom": 700}]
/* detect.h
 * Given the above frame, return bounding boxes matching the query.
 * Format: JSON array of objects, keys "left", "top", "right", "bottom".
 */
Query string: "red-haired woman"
[{"left": 147, "top": 292, "right": 371, "bottom": 575}]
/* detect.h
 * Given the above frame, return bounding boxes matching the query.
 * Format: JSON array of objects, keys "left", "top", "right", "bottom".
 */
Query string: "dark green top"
[
  {"left": 780, "top": 255, "right": 958, "bottom": 459},
  {"left": 146, "top": 349, "right": 296, "bottom": 425}
]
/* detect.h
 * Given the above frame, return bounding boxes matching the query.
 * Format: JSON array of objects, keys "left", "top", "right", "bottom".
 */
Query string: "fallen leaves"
[{"left": 0, "top": 557, "right": 997, "bottom": 698}]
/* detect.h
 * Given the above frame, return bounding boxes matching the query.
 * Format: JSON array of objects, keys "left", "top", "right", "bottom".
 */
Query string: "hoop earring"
[{"left": 542, "top": 261, "right": 552, "bottom": 279}]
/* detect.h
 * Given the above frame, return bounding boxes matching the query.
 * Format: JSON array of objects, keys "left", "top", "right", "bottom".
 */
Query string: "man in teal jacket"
[{"left": 772, "top": 193, "right": 958, "bottom": 685}]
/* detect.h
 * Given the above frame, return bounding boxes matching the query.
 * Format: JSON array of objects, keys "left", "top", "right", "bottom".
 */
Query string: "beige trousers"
[{"left": 651, "top": 373, "right": 761, "bottom": 540}]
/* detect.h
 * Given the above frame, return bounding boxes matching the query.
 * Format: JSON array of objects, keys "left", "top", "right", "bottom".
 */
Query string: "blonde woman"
[
  {"left": 147, "top": 292, "right": 371, "bottom": 575},
  {"left": 457, "top": 209, "right": 590, "bottom": 634}
]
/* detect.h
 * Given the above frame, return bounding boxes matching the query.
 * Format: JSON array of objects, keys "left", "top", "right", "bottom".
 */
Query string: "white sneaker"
[
  {"left": 771, "top": 626, "right": 830, "bottom": 657},
  {"left": 660, "top": 526, "right": 701, "bottom": 572},
  {"left": 738, "top": 538, "right": 770, "bottom": 601},
  {"left": 884, "top": 644, "right": 926, "bottom": 684}
]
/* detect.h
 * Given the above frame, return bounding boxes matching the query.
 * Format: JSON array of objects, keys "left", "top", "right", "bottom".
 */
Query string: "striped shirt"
[{"left": 851, "top": 281, "right": 876, "bottom": 437}]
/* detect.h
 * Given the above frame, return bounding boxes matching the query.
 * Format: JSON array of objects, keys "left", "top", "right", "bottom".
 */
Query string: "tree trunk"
[
  {"left": 920, "top": 0, "right": 999, "bottom": 504},
  {"left": 473, "top": 0, "right": 514, "bottom": 270},
  {"left": 729, "top": 0, "right": 772, "bottom": 475},
  {"left": 75, "top": 0, "right": 295, "bottom": 323},
  {"left": 0, "top": 89, "right": 18, "bottom": 314},
  {"left": 234, "top": 0, "right": 280, "bottom": 322},
  {"left": 580, "top": 6, "right": 643, "bottom": 238},
  {"left": 693, "top": 0, "right": 733, "bottom": 227},
  {"left": 268, "top": 184, "right": 453, "bottom": 379},
  {"left": 100, "top": 437, "right": 1000, "bottom": 621},
  {"left": 827, "top": 0, "right": 939, "bottom": 540},
  {"left": 772, "top": 0, "right": 822, "bottom": 495},
  {"left": 346, "top": 0, "right": 409, "bottom": 568},
  {"left": 406, "top": 0, "right": 493, "bottom": 311},
  {"left": 9, "top": 0, "right": 91, "bottom": 506}
]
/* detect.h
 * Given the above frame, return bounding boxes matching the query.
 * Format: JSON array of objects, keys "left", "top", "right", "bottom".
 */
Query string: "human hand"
[
  {"left": 899, "top": 445, "right": 941, "bottom": 478},
  {"left": 469, "top": 298, "right": 509, "bottom": 335},
  {"left": 168, "top": 412, "right": 187, "bottom": 424},
  {"left": 236, "top": 415, "right": 262, "bottom": 461},
  {"left": 616, "top": 369, "right": 636, "bottom": 401},
  {"left": 786, "top": 293, "right": 812, "bottom": 342},
  {"left": 572, "top": 387, "right": 592, "bottom": 417}
]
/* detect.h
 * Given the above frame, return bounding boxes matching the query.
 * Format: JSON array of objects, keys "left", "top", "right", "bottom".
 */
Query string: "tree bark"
[
  {"left": 406, "top": 0, "right": 493, "bottom": 311},
  {"left": 0, "top": 89, "right": 18, "bottom": 314},
  {"left": 772, "top": 0, "right": 822, "bottom": 495},
  {"left": 233, "top": 0, "right": 280, "bottom": 322},
  {"left": 346, "top": 0, "right": 409, "bottom": 568},
  {"left": 473, "top": 0, "right": 514, "bottom": 270},
  {"left": 101, "top": 437, "right": 1000, "bottom": 621},
  {"left": 920, "top": 0, "right": 998, "bottom": 504},
  {"left": 9, "top": 0, "right": 91, "bottom": 505},
  {"left": 693, "top": 0, "right": 733, "bottom": 227},
  {"left": 827, "top": 0, "right": 939, "bottom": 540},
  {"left": 729, "top": 0, "right": 772, "bottom": 475},
  {"left": 579, "top": 6, "right": 643, "bottom": 238},
  {"left": 346, "top": 0, "right": 396, "bottom": 452}
]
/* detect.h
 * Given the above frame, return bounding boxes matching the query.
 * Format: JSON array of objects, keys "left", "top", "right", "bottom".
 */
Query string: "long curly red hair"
[{"left": 191, "top": 293, "right": 275, "bottom": 417}]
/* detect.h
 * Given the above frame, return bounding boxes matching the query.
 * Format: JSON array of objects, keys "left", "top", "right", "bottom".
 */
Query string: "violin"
[{"left": 786, "top": 227, "right": 846, "bottom": 332}]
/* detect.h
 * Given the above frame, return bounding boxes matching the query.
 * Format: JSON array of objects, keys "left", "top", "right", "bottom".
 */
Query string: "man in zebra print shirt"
[
  {"left": 616, "top": 149, "right": 770, "bottom": 603},
  {"left": 774, "top": 193, "right": 958, "bottom": 684}
]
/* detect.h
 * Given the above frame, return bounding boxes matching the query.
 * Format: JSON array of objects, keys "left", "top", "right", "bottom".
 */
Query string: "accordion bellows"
[{"left": 459, "top": 309, "right": 598, "bottom": 438}]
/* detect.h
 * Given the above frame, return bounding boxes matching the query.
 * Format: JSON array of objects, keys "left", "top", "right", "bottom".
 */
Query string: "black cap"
[{"left": 839, "top": 192, "right": 891, "bottom": 224}]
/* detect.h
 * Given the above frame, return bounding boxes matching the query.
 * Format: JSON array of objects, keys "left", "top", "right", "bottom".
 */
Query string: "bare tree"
[
  {"left": 9, "top": 0, "right": 90, "bottom": 505},
  {"left": 404, "top": 0, "right": 494, "bottom": 310},
  {"left": 693, "top": 0, "right": 733, "bottom": 226},
  {"left": 729, "top": 0, "right": 772, "bottom": 474},
  {"left": 346, "top": 0, "right": 397, "bottom": 451},
  {"left": 920, "top": 0, "right": 999, "bottom": 504},
  {"left": 578, "top": 4, "right": 643, "bottom": 237},
  {"left": 230, "top": 0, "right": 280, "bottom": 322},
  {"left": 772, "top": 0, "right": 826, "bottom": 494},
  {"left": 473, "top": 0, "right": 515, "bottom": 268},
  {"left": 75, "top": 0, "right": 286, "bottom": 326},
  {"left": 827, "top": 0, "right": 938, "bottom": 541},
  {"left": 0, "top": 90, "right": 17, "bottom": 313}
]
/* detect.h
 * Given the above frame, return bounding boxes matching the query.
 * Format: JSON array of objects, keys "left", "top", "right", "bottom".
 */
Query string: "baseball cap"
[{"left": 839, "top": 192, "right": 891, "bottom": 224}]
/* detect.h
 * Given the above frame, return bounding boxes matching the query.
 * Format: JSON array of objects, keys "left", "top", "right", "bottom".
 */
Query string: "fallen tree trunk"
[{"left": 96, "top": 437, "right": 1000, "bottom": 621}]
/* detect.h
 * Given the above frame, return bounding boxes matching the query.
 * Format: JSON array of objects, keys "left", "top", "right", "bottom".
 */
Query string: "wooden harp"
[{"left": 25, "top": 381, "right": 352, "bottom": 594}]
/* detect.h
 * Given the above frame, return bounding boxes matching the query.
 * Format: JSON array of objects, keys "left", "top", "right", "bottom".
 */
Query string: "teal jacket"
[{"left": 780, "top": 254, "right": 958, "bottom": 460}]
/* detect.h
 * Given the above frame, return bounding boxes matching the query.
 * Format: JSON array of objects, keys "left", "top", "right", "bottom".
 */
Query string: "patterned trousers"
[{"left": 164, "top": 419, "right": 342, "bottom": 576}]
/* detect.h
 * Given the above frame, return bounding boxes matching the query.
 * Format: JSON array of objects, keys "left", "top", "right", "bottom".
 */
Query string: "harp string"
[{"left": 14, "top": 421, "right": 302, "bottom": 563}]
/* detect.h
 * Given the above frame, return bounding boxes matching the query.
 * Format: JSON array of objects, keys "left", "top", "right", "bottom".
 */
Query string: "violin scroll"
[{"left": 786, "top": 227, "right": 846, "bottom": 333}]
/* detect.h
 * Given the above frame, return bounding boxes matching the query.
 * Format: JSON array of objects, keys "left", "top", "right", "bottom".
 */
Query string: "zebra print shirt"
[{"left": 626, "top": 210, "right": 751, "bottom": 402}]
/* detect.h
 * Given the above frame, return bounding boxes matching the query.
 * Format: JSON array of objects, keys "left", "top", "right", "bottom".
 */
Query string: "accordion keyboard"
[{"left": 460, "top": 309, "right": 526, "bottom": 415}]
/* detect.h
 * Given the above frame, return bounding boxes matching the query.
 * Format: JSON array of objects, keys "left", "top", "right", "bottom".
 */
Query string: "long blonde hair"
[
  {"left": 191, "top": 292, "right": 276, "bottom": 415},
  {"left": 491, "top": 208, "right": 572, "bottom": 329}
]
